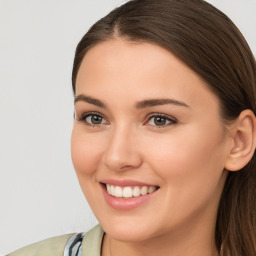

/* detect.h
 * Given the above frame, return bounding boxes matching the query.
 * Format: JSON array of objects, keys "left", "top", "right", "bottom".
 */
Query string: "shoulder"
[
  {"left": 82, "top": 224, "right": 105, "bottom": 256},
  {"left": 7, "top": 233, "right": 74, "bottom": 256},
  {"left": 6, "top": 225, "right": 105, "bottom": 256}
]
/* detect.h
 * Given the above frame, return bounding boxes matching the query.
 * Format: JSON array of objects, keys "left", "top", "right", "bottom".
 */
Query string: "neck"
[
  {"left": 102, "top": 214, "right": 220, "bottom": 256},
  {"left": 106, "top": 234, "right": 219, "bottom": 256}
]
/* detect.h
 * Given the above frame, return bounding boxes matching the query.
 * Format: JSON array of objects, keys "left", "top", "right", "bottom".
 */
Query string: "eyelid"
[
  {"left": 76, "top": 111, "right": 101, "bottom": 120},
  {"left": 76, "top": 111, "right": 109, "bottom": 126},
  {"left": 144, "top": 113, "right": 178, "bottom": 127},
  {"left": 75, "top": 111, "right": 177, "bottom": 128}
]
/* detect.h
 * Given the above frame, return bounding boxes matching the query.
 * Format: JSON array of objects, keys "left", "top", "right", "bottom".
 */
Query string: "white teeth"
[
  {"left": 110, "top": 185, "right": 115, "bottom": 196},
  {"left": 132, "top": 186, "right": 141, "bottom": 197},
  {"left": 106, "top": 184, "right": 111, "bottom": 194},
  {"left": 122, "top": 187, "right": 133, "bottom": 198},
  {"left": 105, "top": 184, "right": 158, "bottom": 198},
  {"left": 114, "top": 186, "right": 123, "bottom": 197},
  {"left": 148, "top": 186, "right": 156, "bottom": 193},
  {"left": 140, "top": 186, "right": 148, "bottom": 196}
]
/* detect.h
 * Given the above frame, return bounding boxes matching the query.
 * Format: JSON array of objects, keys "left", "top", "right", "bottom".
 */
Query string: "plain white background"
[{"left": 0, "top": 0, "right": 255, "bottom": 254}]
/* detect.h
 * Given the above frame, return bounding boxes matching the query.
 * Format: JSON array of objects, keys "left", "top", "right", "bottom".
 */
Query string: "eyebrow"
[
  {"left": 135, "top": 99, "right": 190, "bottom": 109},
  {"left": 74, "top": 94, "right": 107, "bottom": 108},
  {"left": 74, "top": 94, "right": 189, "bottom": 109}
]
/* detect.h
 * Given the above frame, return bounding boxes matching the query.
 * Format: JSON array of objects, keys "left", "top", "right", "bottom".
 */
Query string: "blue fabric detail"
[{"left": 64, "top": 233, "right": 85, "bottom": 256}]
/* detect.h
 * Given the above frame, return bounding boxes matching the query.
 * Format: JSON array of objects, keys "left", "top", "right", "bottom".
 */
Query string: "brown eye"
[
  {"left": 79, "top": 113, "right": 108, "bottom": 126},
  {"left": 148, "top": 114, "right": 177, "bottom": 127},
  {"left": 153, "top": 117, "right": 168, "bottom": 126},
  {"left": 87, "top": 115, "right": 103, "bottom": 124}
]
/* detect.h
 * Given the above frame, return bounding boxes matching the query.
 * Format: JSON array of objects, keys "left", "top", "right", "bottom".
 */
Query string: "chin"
[{"left": 99, "top": 215, "right": 159, "bottom": 242}]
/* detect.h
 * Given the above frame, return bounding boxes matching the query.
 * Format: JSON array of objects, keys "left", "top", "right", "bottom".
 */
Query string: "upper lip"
[{"left": 100, "top": 179, "right": 159, "bottom": 187}]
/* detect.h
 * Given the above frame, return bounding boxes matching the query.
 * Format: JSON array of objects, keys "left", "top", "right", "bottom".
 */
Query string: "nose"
[{"left": 102, "top": 126, "right": 143, "bottom": 171}]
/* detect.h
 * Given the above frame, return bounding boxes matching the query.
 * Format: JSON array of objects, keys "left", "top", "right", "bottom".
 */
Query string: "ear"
[{"left": 225, "top": 109, "right": 256, "bottom": 171}]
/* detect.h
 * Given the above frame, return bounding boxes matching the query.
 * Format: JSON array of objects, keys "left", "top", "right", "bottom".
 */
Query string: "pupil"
[
  {"left": 92, "top": 115, "right": 102, "bottom": 124},
  {"left": 154, "top": 117, "right": 166, "bottom": 126}
]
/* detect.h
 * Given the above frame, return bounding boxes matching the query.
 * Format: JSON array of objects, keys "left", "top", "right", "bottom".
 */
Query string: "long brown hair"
[{"left": 72, "top": 1, "right": 256, "bottom": 255}]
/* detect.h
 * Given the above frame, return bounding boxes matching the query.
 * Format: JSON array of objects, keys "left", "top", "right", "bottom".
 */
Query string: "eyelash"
[
  {"left": 145, "top": 113, "right": 177, "bottom": 128},
  {"left": 76, "top": 112, "right": 177, "bottom": 128},
  {"left": 76, "top": 112, "right": 108, "bottom": 127}
]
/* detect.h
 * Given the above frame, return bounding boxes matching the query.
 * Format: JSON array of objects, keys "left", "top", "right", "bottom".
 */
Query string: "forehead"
[
  {"left": 77, "top": 39, "right": 196, "bottom": 82},
  {"left": 76, "top": 39, "right": 220, "bottom": 110}
]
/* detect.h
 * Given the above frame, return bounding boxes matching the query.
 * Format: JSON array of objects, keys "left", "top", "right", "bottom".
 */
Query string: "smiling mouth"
[{"left": 102, "top": 183, "right": 160, "bottom": 199}]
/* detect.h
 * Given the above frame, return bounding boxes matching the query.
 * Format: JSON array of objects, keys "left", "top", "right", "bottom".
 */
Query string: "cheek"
[
  {"left": 143, "top": 128, "right": 227, "bottom": 223},
  {"left": 144, "top": 126, "right": 226, "bottom": 188},
  {"left": 71, "top": 129, "right": 104, "bottom": 177}
]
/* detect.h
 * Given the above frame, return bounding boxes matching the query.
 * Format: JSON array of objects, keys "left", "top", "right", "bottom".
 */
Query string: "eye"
[
  {"left": 147, "top": 114, "right": 177, "bottom": 127},
  {"left": 77, "top": 112, "right": 108, "bottom": 126}
]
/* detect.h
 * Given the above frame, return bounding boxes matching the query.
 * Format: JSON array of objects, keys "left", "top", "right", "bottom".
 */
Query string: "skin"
[{"left": 71, "top": 39, "right": 235, "bottom": 256}]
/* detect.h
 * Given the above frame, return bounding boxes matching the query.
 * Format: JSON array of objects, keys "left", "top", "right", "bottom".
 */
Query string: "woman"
[{"left": 8, "top": 0, "right": 256, "bottom": 255}]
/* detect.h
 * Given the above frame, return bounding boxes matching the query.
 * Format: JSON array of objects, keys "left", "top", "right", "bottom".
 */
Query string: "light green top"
[{"left": 7, "top": 225, "right": 105, "bottom": 256}]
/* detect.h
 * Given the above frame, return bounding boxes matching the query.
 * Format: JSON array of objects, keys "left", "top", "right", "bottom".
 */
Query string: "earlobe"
[{"left": 225, "top": 109, "right": 256, "bottom": 171}]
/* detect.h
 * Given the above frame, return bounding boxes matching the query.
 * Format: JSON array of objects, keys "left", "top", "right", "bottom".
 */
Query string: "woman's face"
[{"left": 71, "top": 39, "right": 231, "bottom": 242}]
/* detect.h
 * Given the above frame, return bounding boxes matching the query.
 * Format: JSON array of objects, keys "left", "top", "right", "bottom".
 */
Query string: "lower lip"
[{"left": 100, "top": 184, "right": 158, "bottom": 210}]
